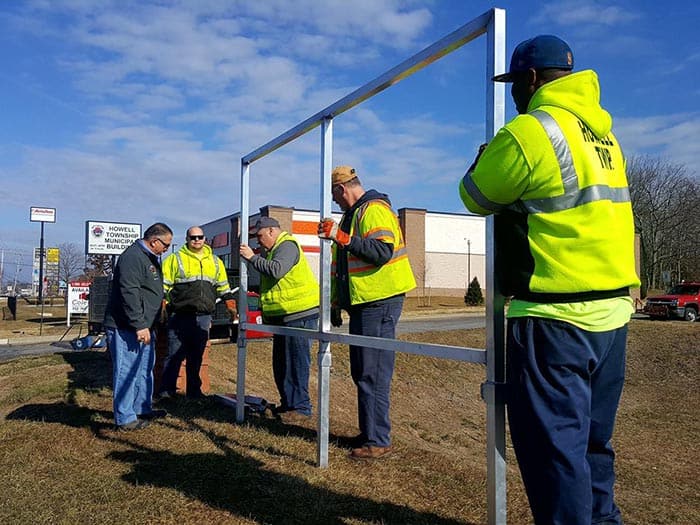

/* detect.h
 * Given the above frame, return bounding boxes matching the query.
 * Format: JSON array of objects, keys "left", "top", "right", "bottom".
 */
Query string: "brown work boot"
[
  {"left": 277, "top": 410, "right": 312, "bottom": 425},
  {"left": 349, "top": 445, "right": 393, "bottom": 461}
]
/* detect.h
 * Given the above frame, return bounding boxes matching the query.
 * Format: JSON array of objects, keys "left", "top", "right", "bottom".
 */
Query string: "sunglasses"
[
  {"left": 154, "top": 238, "right": 171, "bottom": 249},
  {"left": 188, "top": 235, "right": 205, "bottom": 241}
]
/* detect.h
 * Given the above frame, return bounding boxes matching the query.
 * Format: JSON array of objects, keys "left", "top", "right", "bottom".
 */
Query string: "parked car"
[
  {"left": 643, "top": 282, "right": 700, "bottom": 322},
  {"left": 210, "top": 291, "right": 270, "bottom": 340}
]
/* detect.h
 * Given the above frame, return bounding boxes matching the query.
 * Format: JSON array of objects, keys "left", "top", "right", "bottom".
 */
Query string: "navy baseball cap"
[{"left": 493, "top": 35, "right": 573, "bottom": 82}]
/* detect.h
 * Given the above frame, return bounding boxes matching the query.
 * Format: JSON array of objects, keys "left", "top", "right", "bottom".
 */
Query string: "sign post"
[{"left": 30, "top": 207, "right": 56, "bottom": 335}]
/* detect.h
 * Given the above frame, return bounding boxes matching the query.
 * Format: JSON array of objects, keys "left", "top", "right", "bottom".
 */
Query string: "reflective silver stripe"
[
  {"left": 366, "top": 228, "right": 395, "bottom": 241},
  {"left": 517, "top": 110, "right": 631, "bottom": 214},
  {"left": 174, "top": 275, "right": 218, "bottom": 284},
  {"left": 175, "top": 252, "right": 222, "bottom": 285},
  {"left": 522, "top": 184, "right": 631, "bottom": 213},
  {"left": 531, "top": 110, "right": 579, "bottom": 195},
  {"left": 176, "top": 253, "right": 187, "bottom": 280},
  {"left": 461, "top": 172, "right": 505, "bottom": 212}
]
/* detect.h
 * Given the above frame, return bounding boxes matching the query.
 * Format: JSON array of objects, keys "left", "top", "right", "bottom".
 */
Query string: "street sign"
[{"left": 29, "top": 207, "right": 56, "bottom": 223}]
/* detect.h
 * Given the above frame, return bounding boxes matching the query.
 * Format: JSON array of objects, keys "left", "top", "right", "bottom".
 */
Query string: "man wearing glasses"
[
  {"left": 157, "top": 226, "right": 236, "bottom": 400},
  {"left": 104, "top": 222, "right": 173, "bottom": 431}
]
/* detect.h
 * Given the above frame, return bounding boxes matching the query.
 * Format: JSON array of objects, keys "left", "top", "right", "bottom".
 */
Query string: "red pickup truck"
[{"left": 643, "top": 282, "right": 700, "bottom": 322}]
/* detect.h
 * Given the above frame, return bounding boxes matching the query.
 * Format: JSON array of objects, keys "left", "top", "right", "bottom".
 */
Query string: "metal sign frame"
[{"left": 235, "top": 8, "right": 507, "bottom": 524}]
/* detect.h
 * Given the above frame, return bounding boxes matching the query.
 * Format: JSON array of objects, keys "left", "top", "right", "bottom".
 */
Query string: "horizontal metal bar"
[
  {"left": 241, "top": 10, "right": 492, "bottom": 165},
  {"left": 241, "top": 323, "right": 486, "bottom": 364}
]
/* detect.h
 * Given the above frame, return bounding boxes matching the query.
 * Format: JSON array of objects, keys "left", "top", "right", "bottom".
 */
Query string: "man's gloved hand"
[
  {"left": 318, "top": 218, "right": 350, "bottom": 247},
  {"left": 160, "top": 299, "right": 168, "bottom": 324},
  {"left": 225, "top": 299, "right": 238, "bottom": 320},
  {"left": 331, "top": 307, "right": 343, "bottom": 328}
]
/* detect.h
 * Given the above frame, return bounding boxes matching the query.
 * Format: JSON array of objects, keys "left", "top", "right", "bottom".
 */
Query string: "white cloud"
[
  {"left": 615, "top": 112, "right": 700, "bottom": 177},
  {"left": 530, "top": 1, "right": 640, "bottom": 27}
]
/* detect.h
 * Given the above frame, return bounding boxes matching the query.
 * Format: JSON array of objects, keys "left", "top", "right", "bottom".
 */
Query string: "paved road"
[
  {"left": 0, "top": 313, "right": 486, "bottom": 363},
  {"left": 397, "top": 313, "right": 485, "bottom": 334}
]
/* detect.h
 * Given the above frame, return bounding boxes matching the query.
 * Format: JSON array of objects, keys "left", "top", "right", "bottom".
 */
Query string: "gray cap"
[{"left": 249, "top": 216, "right": 280, "bottom": 235}]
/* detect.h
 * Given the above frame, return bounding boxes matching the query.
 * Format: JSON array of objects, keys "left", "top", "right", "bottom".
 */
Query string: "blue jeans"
[
  {"left": 106, "top": 327, "right": 156, "bottom": 426},
  {"left": 507, "top": 317, "right": 627, "bottom": 525},
  {"left": 349, "top": 296, "right": 404, "bottom": 448},
  {"left": 160, "top": 313, "right": 211, "bottom": 397},
  {"left": 272, "top": 315, "right": 318, "bottom": 415}
]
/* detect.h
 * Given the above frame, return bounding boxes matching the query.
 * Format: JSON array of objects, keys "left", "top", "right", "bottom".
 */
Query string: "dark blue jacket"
[{"left": 103, "top": 240, "right": 164, "bottom": 331}]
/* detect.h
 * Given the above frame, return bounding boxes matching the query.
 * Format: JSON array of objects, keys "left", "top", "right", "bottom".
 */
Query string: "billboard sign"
[
  {"left": 85, "top": 221, "right": 141, "bottom": 255},
  {"left": 30, "top": 207, "right": 56, "bottom": 223}
]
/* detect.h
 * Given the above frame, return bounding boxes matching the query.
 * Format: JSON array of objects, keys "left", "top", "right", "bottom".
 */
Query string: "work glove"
[
  {"left": 225, "top": 299, "right": 238, "bottom": 320},
  {"left": 467, "top": 143, "right": 488, "bottom": 173},
  {"left": 331, "top": 307, "right": 343, "bottom": 328},
  {"left": 318, "top": 218, "right": 350, "bottom": 247},
  {"left": 160, "top": 299, "right": 168, "bottom": 324}
]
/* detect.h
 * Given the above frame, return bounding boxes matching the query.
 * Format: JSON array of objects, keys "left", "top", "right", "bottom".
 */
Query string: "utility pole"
[
  {"left": 468, "top": 238, "right": 472, "bottom": 286},
  {"left": 12, "top": 253, "right": 21, "bottom": 295}
]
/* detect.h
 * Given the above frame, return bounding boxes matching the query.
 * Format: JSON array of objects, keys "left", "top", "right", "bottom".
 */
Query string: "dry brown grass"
[{"left": 0, "top": 303, "right": 698, "bottom": 524}]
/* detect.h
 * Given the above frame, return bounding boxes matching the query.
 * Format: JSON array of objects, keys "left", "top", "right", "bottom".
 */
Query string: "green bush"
[{"left": 464, "top": 277, "right": 484, "bottom": 306}]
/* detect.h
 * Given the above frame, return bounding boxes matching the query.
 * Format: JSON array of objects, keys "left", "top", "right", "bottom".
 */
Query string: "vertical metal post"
[
  {"left": 38, "top": 222, "right": 45, "bottom": 335},
  {"left": 236, "top": 161, "right": 251, "bottom": 423},
  {"left": 485, "top": 8, "right": 507, "bottom": 525},
  {"left": 317, "top": 117, "right": 333, "bottom": 467}
]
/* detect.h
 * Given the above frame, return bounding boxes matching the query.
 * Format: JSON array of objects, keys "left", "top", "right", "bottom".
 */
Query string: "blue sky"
[{"left": 1, "top": 0, "right": 698, "bottom": 282}]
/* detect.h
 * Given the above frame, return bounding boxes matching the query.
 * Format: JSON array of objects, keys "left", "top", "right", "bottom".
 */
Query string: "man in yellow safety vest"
[{"left": 319, "top": 166, "right": 416, "bottom": 461}]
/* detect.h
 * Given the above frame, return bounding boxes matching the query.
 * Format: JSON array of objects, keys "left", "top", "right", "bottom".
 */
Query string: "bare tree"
[
  {"left": 627, "top": 155, "right": 700, "bottom": 292},
  {"left": 58, "top": 242, "right": 85, "bottom": 285},
  {"left": 84, "top": 254, "right": 113, "bottom": 279}
]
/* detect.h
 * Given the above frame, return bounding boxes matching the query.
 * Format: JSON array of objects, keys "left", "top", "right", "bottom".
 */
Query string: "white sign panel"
[
  {"left": 68, "top": 281, "right": 91, "bottom": 315},
  {"left": 30, "top": 207, "right": 56, "bottom": 223},
  {"left": 86, "top": 221, "right": 142, "bottom": 255}
]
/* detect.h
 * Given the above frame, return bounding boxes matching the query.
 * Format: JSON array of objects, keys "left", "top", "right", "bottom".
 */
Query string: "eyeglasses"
[
  {"left": 154, "top": 238, "right": 171, "bottom": 249},
  {"left": 188, "top": 235, "right": 205, "bottom": 241},
  {"left": 332, "top": 184, "right": 344, "bottom": 194}
]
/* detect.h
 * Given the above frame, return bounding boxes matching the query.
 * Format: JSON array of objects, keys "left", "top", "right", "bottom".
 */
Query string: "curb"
[{"left": 0, "top": 335, "right": 64, "bottom": 346}]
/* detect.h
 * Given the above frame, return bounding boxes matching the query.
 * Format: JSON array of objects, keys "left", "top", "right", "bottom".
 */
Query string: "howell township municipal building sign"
[{"left": 85, "top": 220, "right": 142, "bottom": 255}]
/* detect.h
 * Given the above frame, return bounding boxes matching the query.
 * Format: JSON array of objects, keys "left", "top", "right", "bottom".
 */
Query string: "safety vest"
[
  {"left": 260, "top": 232, "right": 319, "bottom": 316},
  {"left": 460, "top": 70, "right": 639, "bottom": 302},
  {"left": 162, "top": 244, "right": 231, "bottom": 314},
  {"left": 340, "top": 199, "right": 416, "bottom": 305}
]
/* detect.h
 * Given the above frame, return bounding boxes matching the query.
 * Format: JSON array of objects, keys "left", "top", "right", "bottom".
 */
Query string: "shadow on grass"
[
  {"left": 5, "top": 349, "right": 113, "bottom": 430},
  {"left": 62, "top": 349, "right": 113, "bottom": 396},
  {"left": 4, "top": 350, "right": 476, "bottom": 524},
  {"left": 5, "top": 401, "right": 113, "bottom": 431},
  {"left": 156, "top": 395, "right": 372, "bottom": 456},
  {"left": 106, "top": 417, "right": 474, "bottom": 525}
]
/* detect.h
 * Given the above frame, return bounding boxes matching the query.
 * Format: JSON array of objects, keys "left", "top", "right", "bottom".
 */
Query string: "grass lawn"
[{"left": 0, "top": 303, "right": 698, "bottom": 524}]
